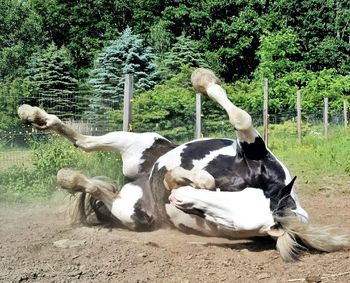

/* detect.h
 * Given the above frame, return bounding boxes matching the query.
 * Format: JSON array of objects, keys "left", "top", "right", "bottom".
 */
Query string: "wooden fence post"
[
  {"left": 296, "top": 90, "right": 302, "bottom": 143},
  {"left": 195, "top": 93, "right": 202, "bottom": 139},
  {"left": 263, "top": 78, "right": 269, "bottom": 145},
  {"left": 344, "top": 100, "right": 348, "bottom": 128},
  {"left": 324, "top": 97, "right": 328, "bottom": 138},
  {"left": 123, "top": 74, "right": 134, "bottom": 132}
]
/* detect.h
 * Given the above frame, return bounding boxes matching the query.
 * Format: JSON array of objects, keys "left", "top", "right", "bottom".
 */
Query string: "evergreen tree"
[
  {"left": 88, "top": 27, "right": 159, "bottom": 121},
  {"left": 160, "top": 34, "right": 207, "bottom": 78},
  {"left": 28, "top": 44, "right": 78, "bottom": 119}
]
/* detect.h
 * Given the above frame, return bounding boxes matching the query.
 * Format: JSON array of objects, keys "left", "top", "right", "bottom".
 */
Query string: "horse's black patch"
[
  {"left": 132, "top": 198, "right": 155, "bottom": 231},
  {"left": 204, "top": 154, "right": 250, "bottom": 191},
  {"left": 140, "top": 138, "right": 176, "bottom": 175},
  {"left": 180, "top": 139, "right": 234, "bottom": 169},
  {"left": 131, "top": 177, "right": 156, "bottom": 231},
  {"left": 239, "top": 136, "right": 268, "bottom": 160},
  {"left": 204, "top": 150, "right": 289, "bottom": 212},
  {"left": 177, "top": 206, "right": 206, "bottom": 218}
]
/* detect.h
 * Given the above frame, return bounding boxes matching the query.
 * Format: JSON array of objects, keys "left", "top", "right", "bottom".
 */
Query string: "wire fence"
[{"left": 0, "top": 94, "right": 349, "bottom": 171}]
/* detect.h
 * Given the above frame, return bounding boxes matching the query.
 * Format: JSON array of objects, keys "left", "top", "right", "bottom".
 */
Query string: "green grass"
[
  {"left": 0, "top": 149, "right": 32, "bottom": 170},
  {"left": 1, "top": 125, "right": 349, "bottom": 202},
  {"left": 0, "top": 137, "right": 124, "bottom": 203},
  {"left": 268, "top": 125, "right": 350, "bottom": 196}
]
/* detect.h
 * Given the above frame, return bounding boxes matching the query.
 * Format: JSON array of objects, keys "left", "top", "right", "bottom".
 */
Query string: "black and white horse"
[{"left": 18, "top": 68, "right": 349, "bottom": 261}]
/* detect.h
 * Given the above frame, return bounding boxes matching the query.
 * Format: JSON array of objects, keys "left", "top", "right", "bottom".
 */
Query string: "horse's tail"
[
  {"left": 275, "top": 213, "right": 350, "bottom": 261},
  {"left": 68, "top": 177, "right": 121, "bottom": 226}
]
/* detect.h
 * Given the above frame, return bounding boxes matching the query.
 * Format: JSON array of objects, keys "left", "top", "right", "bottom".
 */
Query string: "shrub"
[{"left": 0, "top": 136, "right": 123, "bottom": 202}]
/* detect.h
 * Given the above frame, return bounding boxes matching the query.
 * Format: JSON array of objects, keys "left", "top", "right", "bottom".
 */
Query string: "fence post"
[
  {"left": 324, "top": 97, "right": 328, "bottom": 138},
  {"left": 195, "top": 93, "right": 202, "bottom": 139},
  {"left": 123, "top": 74, "right": 134, "bottom": 132},
  {"left": 263, "top": 78, "right": 269, "bottom": 145},
  {"left": 296, "top": 90, "right": 302, "bottom": 143},
  {"left": 344, "top": 100, "right": 348, "bottom": 128}
]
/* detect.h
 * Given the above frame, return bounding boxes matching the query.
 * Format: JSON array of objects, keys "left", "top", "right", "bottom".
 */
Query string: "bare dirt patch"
[{"left": 0, "top": 194, "right": 349, "bottom": 283}]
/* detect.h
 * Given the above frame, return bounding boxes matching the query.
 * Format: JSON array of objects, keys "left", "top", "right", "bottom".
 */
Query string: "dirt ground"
[{"left": 0, "top": 193, "right": 349, "bottom": 283}]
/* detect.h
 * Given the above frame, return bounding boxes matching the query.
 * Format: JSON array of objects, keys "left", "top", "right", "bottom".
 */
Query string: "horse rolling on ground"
[{"left": 18, "top": 68, "right": 349, "bottom": 261}]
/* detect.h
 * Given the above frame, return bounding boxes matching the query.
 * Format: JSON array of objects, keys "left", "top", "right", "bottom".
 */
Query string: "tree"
[
  {"left": 149, "top": 20, "right": 173, "bottom": 58},
  {"left": 30, "top": 0, "right": 139, "bottom": 77},
  {"left": 131, "top": 66, "right": 195, "bottom": 140},
  {"left": 27, "top": 44, "right": 78, "bottom": 119},
  {"left": 202, "top": 1, "right": 265, "bottom": 80},
  {"left": 0, "top": 0, "right": 45, "bottom": 79},
  {"left": 160, "top": 34, "right": 207, "bottom": 78},
  {"left": 255, "top": 28, "right": 302, "bottom": 80},
  {"left": 88, "top": 27, "right": 159, "bottom": 122},
  {"left": 267, "top": 0, "right": 350, "bottom": 74}
]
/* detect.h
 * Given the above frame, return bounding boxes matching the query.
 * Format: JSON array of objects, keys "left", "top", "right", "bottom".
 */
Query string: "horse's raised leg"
[
  {"left": 191, "top": 68, "right": 267, "bottom": 159},
  {"left": 18, "top": 105, "right": 175, "bottom": 177}
]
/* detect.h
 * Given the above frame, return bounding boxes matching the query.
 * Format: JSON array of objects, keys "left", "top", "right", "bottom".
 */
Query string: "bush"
[
  {"left": 0, "top": 166, "right": 55, "bottom": 202},
  {"left": 0, "top": 136, "right": 123, "bottom": 202}
]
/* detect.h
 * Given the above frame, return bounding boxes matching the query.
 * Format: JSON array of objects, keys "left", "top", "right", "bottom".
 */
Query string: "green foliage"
[
  {"left": 0, "top": 0, "right": 45, "bottom": 79},
  {"left": 160, "top": 34, "right": 207, "bottom": 79},
  {"left": 202, "top": 1, "right": 264, "bottom": 80},
  {"left": 88, "top": 27, "right": 159, "bottom": 122},
  {"left": 0, "top": 78, "right": 32, "bottom": 130},
  {"left": 0, "top": 136, "right": 123, "bottom": 202},
  {"left": 27, "top": 43, "right": 79, "bottom": 119},
  {"left": 302, "top": 70, "right": 350, "bottom": 112},
  {"left": 149, "top": 20, "right": 173, "bottom": 57},
  {"left": 0, "top": 166, "right": 54, "bottom": 202},
  {"left": 30, "top": 0, "right": 133, "bottom": 76},
  {"left": 1, "top": 0, "right": 350, "bottom": 83},
  {"left": 131, "top": 66, "right": 195, "bottom": 141},
  {"left": 255, "top": 28, "right": 302, "bottom": 80}
]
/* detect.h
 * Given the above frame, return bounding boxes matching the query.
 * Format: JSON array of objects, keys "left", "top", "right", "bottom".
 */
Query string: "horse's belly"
[{"left": 165, "top": 204, "right": 268, "bottom": 239}]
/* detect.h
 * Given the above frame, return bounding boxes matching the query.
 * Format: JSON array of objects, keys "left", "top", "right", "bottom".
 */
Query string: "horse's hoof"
[
  {"left": 18, "top": 104, "right": 48, "bottom": 128},
  {"left": 191, "top": 68, "right": 221, "bottom": 96},
  {"left": 57, "top": 168, "right": 87, "bottom": 193}
]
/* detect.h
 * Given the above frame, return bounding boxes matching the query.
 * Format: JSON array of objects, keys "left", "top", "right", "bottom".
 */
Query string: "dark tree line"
[{"left": 1, "top": 0, "right": 350, "bottom": 132}]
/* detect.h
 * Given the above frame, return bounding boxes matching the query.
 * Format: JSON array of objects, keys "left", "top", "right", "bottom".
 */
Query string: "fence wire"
[{"left": 0, "top": 95, "right": 349, "bottom": 170}]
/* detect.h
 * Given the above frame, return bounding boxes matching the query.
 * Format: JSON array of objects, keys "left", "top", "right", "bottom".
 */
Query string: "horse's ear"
[{"left": 279, "top": 176, "right": 297, "bottom": 198}]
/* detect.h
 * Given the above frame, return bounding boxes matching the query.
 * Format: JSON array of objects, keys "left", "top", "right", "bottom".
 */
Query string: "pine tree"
[
  {"left": 160, "top": 34, "right": 207, "bottom": 78},
  {"left": 88, "top": 27, "right": 159, "bottom": 122},
  {"left": 28, "top": 44, "right": 78, "bottom": 119}
]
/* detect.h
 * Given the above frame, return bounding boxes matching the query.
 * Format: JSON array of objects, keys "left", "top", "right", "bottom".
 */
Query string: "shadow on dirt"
[{"left": 205, "top": 237, "right": 276, "bottom": 252}]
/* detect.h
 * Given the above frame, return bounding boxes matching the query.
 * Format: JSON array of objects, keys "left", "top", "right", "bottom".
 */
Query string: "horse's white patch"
[
  {"left": 193, "top": 144, "right": 235, "bottom": 170},
  {"left": 78, "top": 132, "right": 165, "bottom": 178},
  {"left": 155, "top": 142, "right": 186, "bottom": 170},
  {"left": 122, "top": 133, "right": 167, "bottom": 177},
  {"left": 111, "top": 183, "right": 143, "bottom": 228},
  {"left": 156, "top": 138, "right": 236, "bottom": 171},
  {"left": 170, "top": 186, "right": 275, "bottom": 232}
]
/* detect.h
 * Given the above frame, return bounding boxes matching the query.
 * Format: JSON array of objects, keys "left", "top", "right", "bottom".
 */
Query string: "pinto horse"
[{"left": 18, "top": 68, "right": 349, "bottom": 261}]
